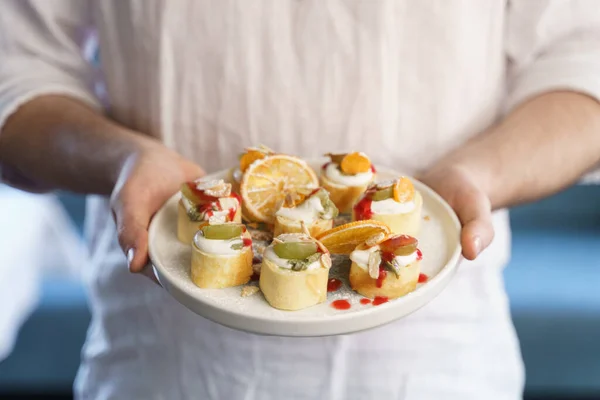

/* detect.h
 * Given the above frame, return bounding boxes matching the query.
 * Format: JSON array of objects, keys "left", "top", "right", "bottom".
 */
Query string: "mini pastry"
[
  {"left": 349, "top": 233, "right": 422, "bottom": 299},
  {"left": 177, "top": 179, "right": 242, "bottom": 244},
  {"left": 352, "top": 177, "right": 422, "bottom": 237},
  {"left": 273, "top": 188, "right": 338, "bottom": 238},
  {"left": 259, "top": 233, "right": 332, "bottom": 310},
  {"left": 229, "top": 145, "right": 275, "bottom": 193},
  {"left": 319, "top": 152, "right": 376, "bottom": 214},
  {"left": 191, "top": 223, "right": 253, "bottom": 288}
]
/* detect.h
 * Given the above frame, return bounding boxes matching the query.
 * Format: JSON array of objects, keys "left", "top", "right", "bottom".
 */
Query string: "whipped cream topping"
[
  {"left": 263, "top": 234, "right": 322, "bottom": 271},
  {"left": 182, "top": 195, "right": 239, "bottom": 222},
  {"left": 263, "top": 247, "right": 322, "bottom": 271},
  {"left": 276, "top": 196, "right": 325, "bottom": 223},
  {"left": 350, "top": 247, "right": 418, "bottom": 270},
  {"left": 349, "top": 246, "right": 379, "bottom": 268},
  {"left": 370, "top": 198, "right": 415, "bottom": 215},
  {"left": 193, "top": 232, "right": 245, "bottom": 255},
  {"left": 324, "top": 162, "right": 373, "bottom": 186}
]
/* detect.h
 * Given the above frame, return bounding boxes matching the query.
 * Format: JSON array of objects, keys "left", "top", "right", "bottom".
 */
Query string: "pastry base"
[
  {"left": 190, "top": 235, "right": 253, "bottom": 289},
  {"left": 349, "top": 260, "right": 420, "bottom": 299},
  {"left": 259, "top": 256, "right": 329, "bottom": 311},
  {"left": 353, "top": 191, "right": 423, "bottom": 237},
  {"left": 320, "top": 173, "right": 372, "bottom": 214},
  {"left": 273, "top": 215, "right": 333, "bottom": 238},
  {"left": 177, "top": 200, "right": 242, "bottom": 244}
]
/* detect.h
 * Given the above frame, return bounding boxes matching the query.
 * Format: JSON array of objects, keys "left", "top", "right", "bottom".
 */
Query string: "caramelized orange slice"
[
  {"left": 315, "top": 220, "right": 390, "bottom": 255},
  {"left": 392, "top": 176, "right": 415, "bottom": 203},
  {"left": 239, "top": 150, "right": 267, "bottom": 172},
  {"left": 340, "top": 152, "right": 372, "bottom": 175},
  {"left": 240, "top": 155, "right": 319, "bottom": 223}
]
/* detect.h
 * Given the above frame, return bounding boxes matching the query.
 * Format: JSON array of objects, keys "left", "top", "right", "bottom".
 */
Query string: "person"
[{"left": 1, "top": 1, "right": 599, "bottom": 399}]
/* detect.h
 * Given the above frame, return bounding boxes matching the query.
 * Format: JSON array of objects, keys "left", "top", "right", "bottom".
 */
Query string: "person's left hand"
[{"left": 418, "top": 164, "right": 494, "bottom": 260}]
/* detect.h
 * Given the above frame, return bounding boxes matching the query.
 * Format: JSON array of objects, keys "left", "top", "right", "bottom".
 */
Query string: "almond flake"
[
  {"left": 204, "top": 183, "right": 232, "bottom": 197},
  {"left": 368, "top": 251, "right": 382, "bottom": 279},
  {"left": 284, "top": 193, "right": 297, "bottom": 208},
  {"left": 300, "top": 221, "right": 311, "bottom": 237},
  {"left": 196, "top": 179, "right": 223, "bottom": 191},
  {"left": 241, "top": 286, "right": 260, "bottom": 297},
  {"left": 320, "top": 253, "right": 332, "bottom": 269},
  {"left": 315, "top": 239, "right": 329, "bottom": 255},
  {"left": 272, "top": 237, "right": 284, "bottom": 245}
]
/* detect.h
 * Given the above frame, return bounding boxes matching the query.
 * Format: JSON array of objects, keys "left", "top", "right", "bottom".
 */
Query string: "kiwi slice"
[
  {"left": 371, "top": 187, "right": 393, "bottom": 201},
  {"left": 201, "top": 224, "right": 243, "bottom": 240},
  {"left": 273, "top": 241, "right": 318, "bottom": 260}
]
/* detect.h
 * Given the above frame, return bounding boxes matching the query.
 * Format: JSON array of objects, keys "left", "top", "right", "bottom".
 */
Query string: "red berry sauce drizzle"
[
  {"left": 372, "top": 296, "right": 388, "bottom": 306},
  {"left": 327, "top": 278, "right": 343, "bottom": 292},
  {"left": 331, "top": 299, "right": 351, "bottom": 310}
]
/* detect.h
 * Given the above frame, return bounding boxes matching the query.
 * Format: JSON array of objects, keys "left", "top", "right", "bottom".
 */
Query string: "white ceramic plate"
[{"left": 148, "top": 161, "right": 461, "bottom": 337}]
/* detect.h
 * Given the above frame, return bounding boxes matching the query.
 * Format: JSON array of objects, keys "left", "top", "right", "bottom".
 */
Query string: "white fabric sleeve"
[
  {"left": 0, "top": 0, "right": 101, "bottom": 133},
  {"left": 505, "top": 1, "right": 600, "bottom": 183}
]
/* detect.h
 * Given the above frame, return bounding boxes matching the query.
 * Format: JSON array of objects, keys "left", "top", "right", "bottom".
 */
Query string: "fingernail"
[
  {"left": 473, "top": 236, "right": 482, "bottom": 256},
  {"left": 127, "top": 248, "right": 135, "bottom": 270}
]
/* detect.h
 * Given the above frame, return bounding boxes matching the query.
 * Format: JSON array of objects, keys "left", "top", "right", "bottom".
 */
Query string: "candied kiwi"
[
  {"left": 202, "top": 224, "right": 243, "bottom": 240},
  {"left": 371, "top": 187, "right": 393, "bottom": 201},
  {"left": 273, "top": 241, "right": 318, "bottom": 260}
]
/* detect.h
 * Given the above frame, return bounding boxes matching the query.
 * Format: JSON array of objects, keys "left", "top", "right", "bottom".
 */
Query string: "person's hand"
[
  {"left": 110, "top": 142, "right": 204, "bottom": 283},
  {"left": 419, "top": 164, "right": 494, "bottom": 260}
]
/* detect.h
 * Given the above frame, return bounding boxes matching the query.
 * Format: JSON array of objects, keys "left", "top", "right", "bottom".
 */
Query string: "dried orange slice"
[
  {"left": 340, "top": 152, "right": 371, "bottom": 175},
  {"left": 240, "top": 150, "right": 267, "bottom": 172},
  {"left": 239, "top": 145, "right": 275, "bottom": 172},
  {"left": 240, "top": 155, "right": 319, "bottom": 223},
  {"left": 392, "top": 176, "right": 415, "bottom": 203},
  {"left": 315, "top": 220, "right": 390, "bottom": 254}
]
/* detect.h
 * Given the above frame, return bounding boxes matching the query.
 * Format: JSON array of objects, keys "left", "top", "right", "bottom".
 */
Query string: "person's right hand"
[{"left": 110, "top": 142, "right": 204, "bottom": 283}]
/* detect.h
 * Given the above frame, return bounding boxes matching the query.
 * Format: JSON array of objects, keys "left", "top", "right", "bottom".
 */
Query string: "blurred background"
[{"left": 0, "top": 182, "right": 598, "bottom": 399}]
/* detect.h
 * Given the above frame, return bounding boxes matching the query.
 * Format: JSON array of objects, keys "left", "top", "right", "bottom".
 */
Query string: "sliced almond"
[
  {"left": 315, "top": 239, "right": 329, "bottom": 255},
  {"left": 320, "top": 253, "right": 332, "bottom": 269},
  {"left": 241, "top": 286, "right": 260, "bottom": 297},
  {"left": 196, "top": 179, "right": 223, "bottom": 191},
  {"left": 368, "top": 251, "right": 382, "bottom": 279},
  {"left": 204, "top": 183, "right": 231, "bottom": 198},
  {"left": 300, "top": 221, "right": 311, "bottom": 237},
  {"left": 284, "top": 193, "right": 297, "bottom": 208}
]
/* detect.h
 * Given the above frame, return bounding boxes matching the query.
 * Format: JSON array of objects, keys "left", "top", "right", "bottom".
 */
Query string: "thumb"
[
  {"left": 180, "top": 158, "right": 206, "bottom": 182},
  {"left": 114, "top": 202, "right": 151, "bottom": 273},
  {"left": 451, "top": 187, "right": 494, "bottom": 260}
]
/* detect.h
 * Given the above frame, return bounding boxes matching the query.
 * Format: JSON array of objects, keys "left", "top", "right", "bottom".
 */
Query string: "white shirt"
[{"left": 1, "top": 1, "right": 600, "bottom": 399}]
